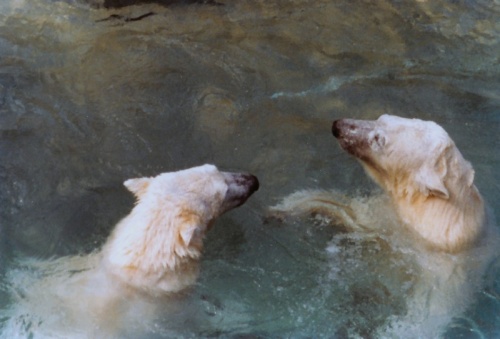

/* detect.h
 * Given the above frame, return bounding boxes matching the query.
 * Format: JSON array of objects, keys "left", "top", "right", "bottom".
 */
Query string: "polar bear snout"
[
  {"left": 332, "top": 119, "right": 343, "bottom": 138},
  {"left": 332, "top": 118, "right": 375, "bottom": 139},
  {"left": 332, "top": 118, "right": 363, "bottom": 141},
  {"left": 221, "top": 172, "right": 259, "bottom": 212},
  {"left": 332, "top": 118, "right": 374, "bottom": 157}
]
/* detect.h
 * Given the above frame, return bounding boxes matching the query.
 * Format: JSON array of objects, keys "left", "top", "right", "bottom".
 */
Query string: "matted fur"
[
  {"left": 335, "top": 115, "right": 484, "bottom": 252},
  {"left": 269, "top": 115, "right": 498, "bottom": 337},
  {"left": 1, "top": 164, "right": 258, "bottom": 337}
]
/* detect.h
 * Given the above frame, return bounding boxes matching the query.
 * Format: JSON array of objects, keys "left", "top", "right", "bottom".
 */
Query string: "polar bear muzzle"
[
  {"left": 332, "top": 118, "right": 378, "bottom": 159},
  {"left": 220, "top": 171, "right": 259, "bottom": 212}
]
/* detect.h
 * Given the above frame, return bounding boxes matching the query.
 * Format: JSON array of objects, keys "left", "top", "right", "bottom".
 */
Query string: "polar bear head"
[
  {"left": 332, "top": 114, "right": 484, "bottom": 252},
  {"left": 103, "top": 164, "right": 259, "bottom": 293}
]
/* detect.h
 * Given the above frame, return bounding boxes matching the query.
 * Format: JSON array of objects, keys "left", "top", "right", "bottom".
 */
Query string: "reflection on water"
[{"left": 1, "top": 0, "right": 499, "bottom": 337}]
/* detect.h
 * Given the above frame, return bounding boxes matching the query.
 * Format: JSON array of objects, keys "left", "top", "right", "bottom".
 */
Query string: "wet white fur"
[
  {"left": 2, "top": 164, "right": 255, "bottom": 338},
  {"left": 355, "top": 115, "right": 484, "bottom": 252},
  {"left": 270, "top": 115, "right": 498, "bottom": 337}
]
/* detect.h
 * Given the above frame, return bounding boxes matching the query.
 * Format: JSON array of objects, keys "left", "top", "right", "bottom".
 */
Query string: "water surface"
[{"left": 1, "top": 0, "right": 499, "bottom": 337}]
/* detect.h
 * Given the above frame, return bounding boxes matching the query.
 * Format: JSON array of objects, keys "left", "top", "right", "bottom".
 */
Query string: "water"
[{"left": 0, "top": 0, "right": 499, "bottom": 337}]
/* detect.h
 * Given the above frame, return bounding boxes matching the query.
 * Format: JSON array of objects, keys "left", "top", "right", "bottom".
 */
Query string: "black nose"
[
  {"left": 332, "top": 119, "right": 342, "bottom": 138},
  {"left": 247, "top": 174, "right": 260, "bottom": 193}
]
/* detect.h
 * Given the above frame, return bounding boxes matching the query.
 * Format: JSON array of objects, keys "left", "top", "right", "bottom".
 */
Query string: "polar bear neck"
[
  {"left": 388, "top": 170, "right": 485, "bottom": 253},
  {"left": 100, "top": 202, "right": 205, "bottom": 294},
  {"left": 359, "top": 141, "right": 486, "bottom": 253}
]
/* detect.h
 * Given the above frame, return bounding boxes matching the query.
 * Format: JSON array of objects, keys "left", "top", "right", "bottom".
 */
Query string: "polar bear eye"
[{"left": 370, "top": 132, "right": 386, "bottom": 150}]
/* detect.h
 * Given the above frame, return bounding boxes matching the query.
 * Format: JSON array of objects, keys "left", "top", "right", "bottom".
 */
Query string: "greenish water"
[{"left": 1, "top": 0, "right": 499, "bottom": 337}]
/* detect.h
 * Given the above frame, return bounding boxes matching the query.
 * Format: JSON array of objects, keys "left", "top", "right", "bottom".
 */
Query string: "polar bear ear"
[
  {"left": 180, "top": 224, "right": 199, "bottom": 247},
  {"left": 178, "top": 211, "right": 204, "bottom": 246},
  {"left": 415, "top": 158, "right": 449, "bottom": 200},
  {"left": 124, "top": 177, "right": 151, "bottom": 199},
  {"left": 461, "top": 159, "right": 475, "bottom": 187},
  {"left": 420, "top": 173, "right": 449, "bottom": 199},
  {"left": 466, "top": 168, "right": 475, "bottom": 187}
]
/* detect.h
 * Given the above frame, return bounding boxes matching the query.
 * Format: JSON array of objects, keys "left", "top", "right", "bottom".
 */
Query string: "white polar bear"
[
  {"left": 270, "top": 115, "right": 498, "bottom": 337},
  {"left": 332, "top": 114, "right": 486, "bottom": 253},
  {"left": 2, "top": 164, "right": 259, "bottom": 338}
]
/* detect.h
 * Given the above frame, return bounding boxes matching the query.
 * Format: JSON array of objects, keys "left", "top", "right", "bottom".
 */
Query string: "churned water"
[{"left": 1, "top": 0, "right": 499, "bottom": 337}]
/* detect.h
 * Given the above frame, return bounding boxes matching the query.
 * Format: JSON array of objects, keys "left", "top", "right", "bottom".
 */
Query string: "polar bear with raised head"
[
  {"left": 270, "top": 115, "right": 497, "bottom": 337},
  {"left": 332, "top": 114, "right": 485, "bottom": 253},
  {"left": 2, "top": 164, "right": 259, "bottom": 338}
]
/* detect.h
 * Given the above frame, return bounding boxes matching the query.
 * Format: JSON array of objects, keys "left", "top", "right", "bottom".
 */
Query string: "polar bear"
[
  {"left": 272, "top": 114, "right": 486, "bottom": 252},
  {"left": 2, "top": 164, "right": 259, "bottom": 338},
  {"left": 270, "top": 115, "right": 498, "bottom": 337},
  {"left": 333, "top": 114, "right": 486, "bottom": 252}
]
